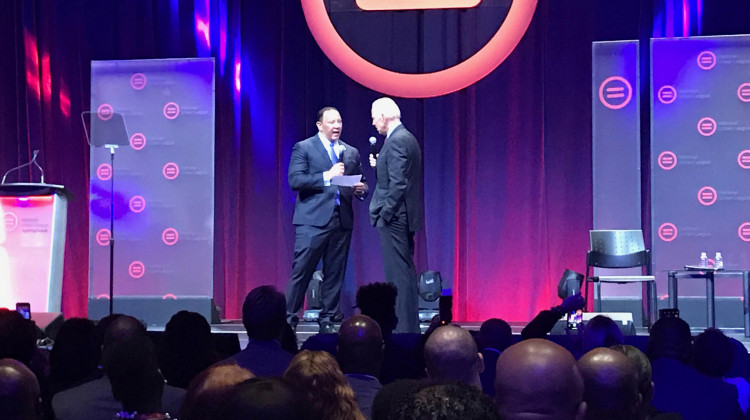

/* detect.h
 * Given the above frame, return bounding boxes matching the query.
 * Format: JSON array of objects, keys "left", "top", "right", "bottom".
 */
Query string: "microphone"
[
  {"left": 1, "top": 150, "right": 44, "bottom": 184},
  {"left": 369, "top": 136, "right": 378, "bottom": 156}
]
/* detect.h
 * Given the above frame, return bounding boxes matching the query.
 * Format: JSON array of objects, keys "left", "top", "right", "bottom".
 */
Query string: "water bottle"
[
  {"left": 715, "top": 252, "right": 724, "bottom": 269},
  {"left": 699, "top": 252, "right": 708, "bottom": 268}
]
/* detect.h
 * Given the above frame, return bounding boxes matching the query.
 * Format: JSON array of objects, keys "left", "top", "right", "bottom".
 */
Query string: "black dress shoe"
[{"left": 319, "top": 322, "right": 336, "bottom": 334}]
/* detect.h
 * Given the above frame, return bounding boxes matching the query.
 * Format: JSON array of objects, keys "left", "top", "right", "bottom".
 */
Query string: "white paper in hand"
[{"left": 331, "top": 174, "right": 362, "bottom": 187}]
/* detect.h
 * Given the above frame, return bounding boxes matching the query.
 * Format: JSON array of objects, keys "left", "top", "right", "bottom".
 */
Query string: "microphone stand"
[{"left": 106, "top": 144, "right": 118, "bottom": 316}]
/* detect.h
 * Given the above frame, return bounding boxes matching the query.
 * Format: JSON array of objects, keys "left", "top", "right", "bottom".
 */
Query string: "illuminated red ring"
[{"left": 301, "top": 0, "right": 538, "bottom": 98}]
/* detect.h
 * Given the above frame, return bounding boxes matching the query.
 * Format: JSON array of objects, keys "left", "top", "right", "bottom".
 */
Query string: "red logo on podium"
[
  {"left": 697, "top": 186, "right": 717, "bottom": 206},
  {"left": 3, "top": 212, "right": 18, "bottom": 232},
  {"left": 96, "top": 228, "right": 111, "bottom": 246},
  {"left": 658, "top": 223, "right": 677, "bottom": 242},
  {"left": 163, "top": 162, "right": 180, "bottom": 180},
  {"left": 130, "top": 73, "right": 147, "bottom": 90},
  {"left": 163, "top": 102, "right": 180, "bottom": 120},
  {"left": 129, "top": 261, "right": 145, "bottom": 279},
  {"left": 162, "top": 228, "right": 179, "bottom": 246}
]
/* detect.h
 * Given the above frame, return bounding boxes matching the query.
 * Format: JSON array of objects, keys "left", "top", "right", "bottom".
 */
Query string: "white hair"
[{"left": 371, "top": 97, "right": 401, "bottom": 120}]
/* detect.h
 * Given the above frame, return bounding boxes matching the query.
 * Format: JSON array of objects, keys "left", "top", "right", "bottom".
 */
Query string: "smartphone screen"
[
  {"left": 439, "top": 295, "right": 453, "bottom": 325},
  {"left": 15, "top": 303, "right": 31, "bottom": 320}
]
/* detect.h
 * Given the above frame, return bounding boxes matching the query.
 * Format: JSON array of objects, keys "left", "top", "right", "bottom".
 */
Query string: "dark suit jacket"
[
  {"left": 289, "top": 135, "right": 367, "bottom": 229},
  {"left": 369, "top": 125, "right": 423, "bottom": 231}
]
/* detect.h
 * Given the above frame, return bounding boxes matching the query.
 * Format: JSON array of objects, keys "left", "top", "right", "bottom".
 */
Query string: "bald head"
[
  {"left": 495, "top": 339, "right": 585, "bottom": 420},
  {"left": 0, "top": 358, "right": 41, "bottom": 420},
  {"left": 424, "top": 325, "right": 483, "bottom": 387},
  {"left": 337, "top": 315, "right": 383, "bottom": 376},
  {"left": 577, "top": 348, "right": 640, "bottom": 420}
]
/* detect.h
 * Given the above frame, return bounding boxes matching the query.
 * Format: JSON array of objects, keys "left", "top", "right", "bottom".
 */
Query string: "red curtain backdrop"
[{"left": 3, "top": 0, "right": 747, "bottom": 322}]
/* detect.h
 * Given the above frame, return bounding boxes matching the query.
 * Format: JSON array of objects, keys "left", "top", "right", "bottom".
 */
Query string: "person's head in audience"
[
  {"left": 283, "top": 350, "right": 365, "bottom": 420},
  {"left": 495, "top": 339, "right": 586, "bottom": 420},
  {"left": 610, "top": 344, "right": 655, "bottom": 419},
  {"left": 693, "top": 327, "right": 733, "bottom": 378},
  {"left": 102, "top": 316, "right": 164, "bottom": 416},
  {"left": 158, "top": 310, "right": 218, "bottom": 389},
  {"left": 476, "top": 318, "right": 513, "bottom": 352},
  {"left": 0, "top": 358, "right": 41, "bottom": 420},
  {"left": 582, "top": 315, "right": 625, "bottom": 353},
  {"left": 356, "top": 282, "right": 398, "bottom": 340},
  {"left": 726, "top": 337, "right": 750, "bottom": 380},
  {"left": 226, "top": 377, "right": 310, "bottom": 420},
  {"left": 0, "top": 310, "right": 36, "bottom": 365},
  {"left": 180, "top": 363, "right": 254, "bottom": 420},
  {"left": 371, "top": 379, "right": 423, "bottom": 420},
  {"left": 242, "top": 285, "right": 287, "bottom": 341},
  {"left": 647, "top": 316, "right": 692, "bottom": 363},
  {"left": 578, "top": 347, "right": 640, "bottom": 420},
  {"left": 337, "top": 314, "right": 384, "bottom": 377},
  {"left": 49, "top": 318, "right": 101, "bottom": 393},
  {"left": 392, "top": 381, "right": 500, "bottom": 420},
  {"left": 424, "top": 325, "right": 484, "bottom": 388}
]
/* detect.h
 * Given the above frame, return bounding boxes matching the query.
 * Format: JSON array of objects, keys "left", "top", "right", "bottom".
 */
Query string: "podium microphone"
[{"left": 1, "top": 150, "right": 43, "bottom": 184}]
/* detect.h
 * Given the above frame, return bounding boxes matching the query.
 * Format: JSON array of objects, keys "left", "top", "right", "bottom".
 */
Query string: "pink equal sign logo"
[
  {"left": 598, "top": 76, "right": 632, "bottom": 110},
  {"left": 162, "top": 228, "right": 179, "bottom": 246},
  {"left": 658, "top": 223, "right": 677, "bottom": 242},
  {"left": 697, "top": 117, "right": 717, "bottom": 136},
  {"left": 97, "top": 104, "right": 114, "bottom": 121},
  {"left": 129, "top": 261, "right": 145, "bottom": 279},
  {"left": 657, "top": 85, "right": 677, "bottom": 104},
  {"left": 738, "top": 83, "right": 750, "bottom": 102},
  {"left": 129, "top": 196, "right": 146, "bottom": 213},
  {"left": 739, "top": 222, "right": 750, "bottom": 242},
  {"left": 163, "top": 102, "right": 180, "bottom": 119},
  {"left": 162, "top": 162, "right": 180, "bottom": 180},
  {"left": 130, "top": 73, "right": 147, "bottom": 90},
  {"left": 697, "top": 186, "right": 718, "bottom": 206},
  {"left": 95, "top": 228, "right": 111, "bottom": 246},
  {"left": 738, "top": 150, "right": 750, "bottom": 169},
  {"left": 697, "top": 51, "right": 716, "bottom": 70},
  {"left": 162, "top": 294, "right": 178, "bottom": 300},
  {"left": 96, "top": 163, "right": 113, "bottom": 181},
  {"left": 658, "top": 151, "right": 677, "bottom": 170},
  {"left": 3, "top": 212, "right": 18, "bottom": 232},
  {"left": 129, "top": 133, "right": 146, "bottom": 150}
]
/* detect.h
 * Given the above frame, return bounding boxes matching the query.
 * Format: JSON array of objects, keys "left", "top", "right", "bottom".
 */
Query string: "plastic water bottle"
[
  {"left": 699, "top": 252, "right": 708, "bottom": 268},
  {"left": 715, "top": 252, "right": 724, "bottom": 269}
]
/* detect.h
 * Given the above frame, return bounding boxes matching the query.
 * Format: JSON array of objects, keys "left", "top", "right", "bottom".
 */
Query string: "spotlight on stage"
[
  {"left": 418, "top": 271, "right": 442, "bottom": 323},
  {"left": 302, "top": 270, "right": 323, "bottom": 322},
  {"left": 557, "top": 269, "right": 584, "bottom": 299}
]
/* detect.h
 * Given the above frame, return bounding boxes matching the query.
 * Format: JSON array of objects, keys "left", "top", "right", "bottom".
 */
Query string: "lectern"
[{"left": 0, "top": 183, "right": 69, "bottom": 311}]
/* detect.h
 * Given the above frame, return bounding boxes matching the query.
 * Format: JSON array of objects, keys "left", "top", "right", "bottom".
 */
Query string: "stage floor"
[{"left": 146, "top": 320, "right": 750, "bottom": 351}]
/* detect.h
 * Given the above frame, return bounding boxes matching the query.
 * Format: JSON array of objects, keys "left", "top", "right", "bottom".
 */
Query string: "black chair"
[{"left": 584, "top": 230, "right": 657, "bottom": 328}]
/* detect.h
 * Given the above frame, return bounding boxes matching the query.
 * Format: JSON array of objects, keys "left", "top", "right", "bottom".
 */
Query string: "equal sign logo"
[
  {"left": 697, "top": 51, "right": 716, "bottom": 70},
  {"left": 739, "top": 222, "right": 750, "bottom": 242},
  {"left": 697, "top": 186, "right": 717, "bottom": 206},
  {"left": 738, "top": 150, "right": 750, "bottom": 169},
  {"left": 697, "top": 117, "right": 717, "bottom": 137},
  {"left": 96, "top": 228, "right": 111, "bottom": 246},
  {"left": 130, "top": 73, "right": 147, "bottom": 90},
  {"left": 738, "top": 83, "right": 750, "bottom": 102},
  {"left": 129, "top": 196, "right": 146, "bottom": 213},
  {"left": 162, "top": 228, "right": 179, "bottom": 246},
  {"left": 658, "top": 222, "right": 677, "bottom": 242},
  {"left": 129, "top": 261, "right": 145, "bottom": 279},
  {"left": 3, "top": 212, "right": 18, "bottom": 232},
  {"left": 657, "top": 85, "right": 677, "bottom": 104},
  {"left": 97, "top": 104, "right": 114, "bottom": 121},
  {"left": 163, "top": 102, "right": 180, "bottom": 120},
  {"left": 162, "top": 162, "right": 180, "bottom": 180},
  {"left": 96, "top": 163, "right": 113, "bottom": 181},
  {"left": 598, "top": 76, "right": 632, "bottom": 110},
  {"left": 658, "top": 151, "right": 677, "bottom": 170}
]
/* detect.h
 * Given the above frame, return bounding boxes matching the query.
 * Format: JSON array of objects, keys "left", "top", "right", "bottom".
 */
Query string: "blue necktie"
[{"left": 329, "top": 141, "right": 340, "bottom": 205}]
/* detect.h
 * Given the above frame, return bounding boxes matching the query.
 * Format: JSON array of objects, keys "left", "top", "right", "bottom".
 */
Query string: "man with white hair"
[{"left": 369, "top": 97, "right": 423, "bottom": 333}]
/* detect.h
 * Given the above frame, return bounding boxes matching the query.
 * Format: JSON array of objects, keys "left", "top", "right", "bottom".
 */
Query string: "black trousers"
[
  {"left": 377, "top": 211, "right": 419, "bottom": 333},
  {"left": 286, "top": 208, "right": 351, "bottom": 325}
]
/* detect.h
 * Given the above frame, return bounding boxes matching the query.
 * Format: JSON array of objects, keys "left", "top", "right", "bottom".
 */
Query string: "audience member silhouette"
[
  {"left": 52, "top": 316, "right": 186, "bottom": 420},
  {"left": 392, "top": 381, "right": 500, "bottom": 420},
  {"left": 338, "top": 314, "right": 384, "bottom": 419},
  {"left": 725, "top": 337, "right": 750, "bottom": 415},
  {"left": 582, "top": 315, "right": 625, "bottom": 353},
  {"left": 48, "top": 318, "right": 101, "bottom": 394},
  {"left": 356, "top": 282, "right": 398, "bottom": 341},
  {"left": 158, "top": 310, "right": 218, "bottom": 389},
  {"left": 475, "top": 317, "right": 513, "bottom": 397},
  {"left": 223, "top": 285, "right": 294, "bottom": 377},
  {"left": 647, "top": 317, "right": 742, "bottom": 420},
  {"left": 226, "top": 377, "right": 311, "bottom": 420},
  {"left": 495, "top": 338, "right": 586, "bottom": 420},
  {"left": 423, "top": 325, "right": 484, "bottom": 388},
  {"left": 284, "top": 350, "right": 365, "bottom": 420},
  {"left": 278, "top": 321, "right": 299, "bottom": 355},
  {"left": 371, "top": 379, "right": 423, "bottom": 420},
  {"left": 693, "top": 328, "right": 748, "bottom": 415},
  {"left": 0, "top": 358, "right": 42, "bottom": 420},
  {"left": 578, "top": 347, "right": 641, "bottom": 420},
  {"left": 179, "top": 363, "right": 254, "bottom": 420},
  {"left": 521, "top": 293, "right": 586, "bottom": 339},
  {"left": 0, "top": 309, "right": 36, "bottom": 365}
]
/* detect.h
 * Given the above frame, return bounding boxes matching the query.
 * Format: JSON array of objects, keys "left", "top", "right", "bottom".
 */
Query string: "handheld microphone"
[
  {"left": 369, "top": 136, "right": 378, "bottom": 156},
  {"left": 1, "top": 150, "right": 43, "bottom": 184}
]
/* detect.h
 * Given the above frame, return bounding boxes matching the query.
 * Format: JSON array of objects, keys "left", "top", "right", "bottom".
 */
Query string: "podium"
[{"left": 0, "top": 183, "right": 70, "bottom": 311}]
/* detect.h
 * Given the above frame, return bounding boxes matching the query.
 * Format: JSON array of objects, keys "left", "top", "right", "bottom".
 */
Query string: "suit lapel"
[{"left": 312, "top": 136, "right": 334, "bottom": 165}]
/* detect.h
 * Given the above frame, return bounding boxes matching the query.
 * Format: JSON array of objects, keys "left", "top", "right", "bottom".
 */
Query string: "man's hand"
[
  {"left": 326, "top": 162, "right": 345, "bottom": 179},
  {"left": 369, "top": 153, "right": 377, "bottom": 168},
  {"left": 353, "top": 182, "right": 366, "bottom": 197}
]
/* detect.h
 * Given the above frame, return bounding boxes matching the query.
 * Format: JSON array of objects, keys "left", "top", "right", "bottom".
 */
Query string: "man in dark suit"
[
  {"left": 286, "top": 107, "right": 367, "bottom": 333},
  {"left": 369, "top": 97, "right": 423, "bottom": 334}
]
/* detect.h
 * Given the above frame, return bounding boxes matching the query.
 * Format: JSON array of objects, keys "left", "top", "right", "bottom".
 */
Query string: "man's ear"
[{"left": 476, "top": 352, "right": 485, "bottom": 374}]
